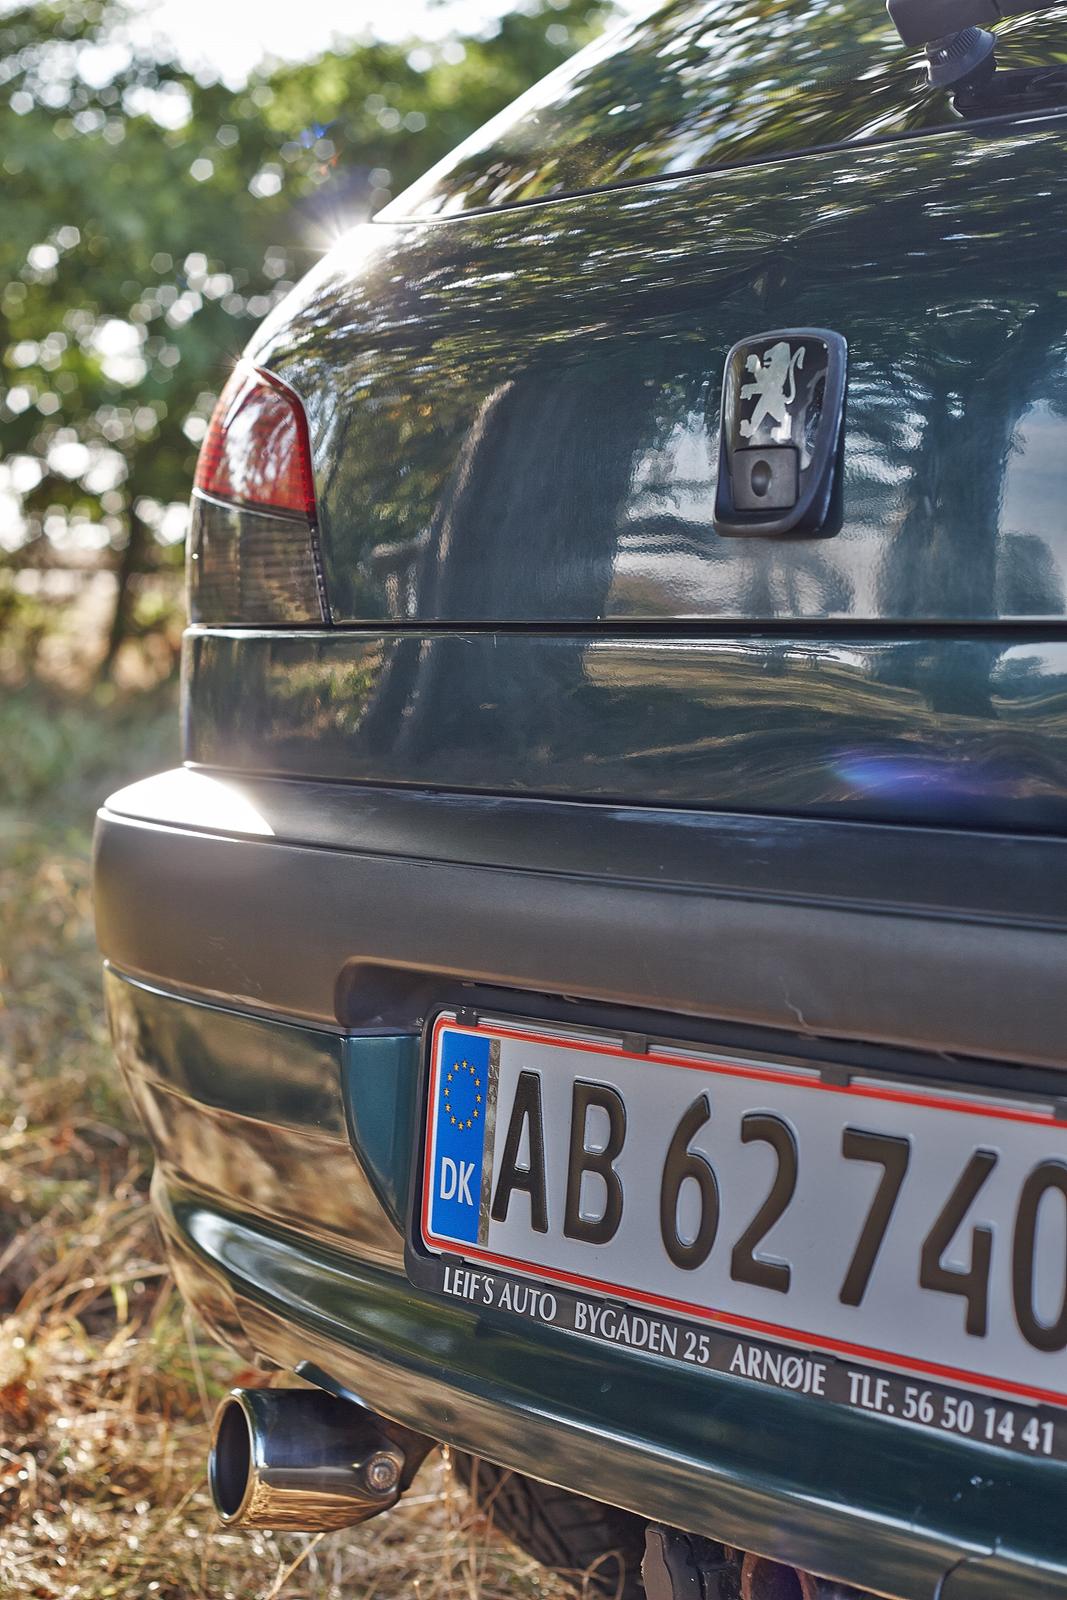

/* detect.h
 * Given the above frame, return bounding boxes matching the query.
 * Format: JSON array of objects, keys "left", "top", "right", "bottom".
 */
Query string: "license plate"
[{"left": 417, "top": 1012, "right": 1067, "bottom": 1460}]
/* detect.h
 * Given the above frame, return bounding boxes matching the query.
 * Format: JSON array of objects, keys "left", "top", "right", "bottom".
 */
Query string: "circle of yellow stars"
[{"left": 444, "top": 1058, "right": 482, "bottom": 1130}]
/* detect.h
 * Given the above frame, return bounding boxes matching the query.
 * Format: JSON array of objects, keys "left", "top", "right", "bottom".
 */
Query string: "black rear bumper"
[
  {"left": 94, "top": 771, "right": 1067, "bottom": 1599},
  {"left": 96, "top": 767, "right": 1067, "bottom": 1068}
]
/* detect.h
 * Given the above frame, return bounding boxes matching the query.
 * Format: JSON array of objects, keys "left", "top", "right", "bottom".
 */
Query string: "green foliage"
[
  {"left": 0, "top": 0, "right": 611, "bottom": 668},
  {"left": 0, "top": 679, "right": 178, "bottom": 812}
]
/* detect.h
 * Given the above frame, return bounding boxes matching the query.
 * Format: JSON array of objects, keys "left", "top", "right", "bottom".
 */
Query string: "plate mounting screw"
[{"left": 364, "top": 1452, "right": 401, "bottom": 1494}]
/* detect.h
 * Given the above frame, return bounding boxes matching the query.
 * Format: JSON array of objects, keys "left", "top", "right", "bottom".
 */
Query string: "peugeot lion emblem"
[{"left": 714, "top": 327, "right": 847, "bottom": 538}]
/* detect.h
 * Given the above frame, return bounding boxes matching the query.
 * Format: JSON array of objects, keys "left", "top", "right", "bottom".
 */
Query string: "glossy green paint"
[
  {"left": 185, "top": 626, "right": 1067, "bottom": 829},
  {"left": 103, "top": 968, "right": 407, "bottom": 1272},
  {"left": 386, "top": 0, "right": 1067, "bottom": 216},
  {"left": 253, "top": 120, "right": 1067, "bottom": 630},
  {"left": 103, "top": 968, "right": 348, "bottom": 1135},
  {"left": 104, "top": 970, "right": 1067, "bottom": 1599},
  {"left": 340, "top": 1034, "right": 420, "bottom": 1231}
]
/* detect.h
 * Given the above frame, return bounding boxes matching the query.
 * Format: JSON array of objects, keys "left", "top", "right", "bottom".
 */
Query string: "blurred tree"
[{"left": 0, "top": 0, "right": 611, "bottom": 673}]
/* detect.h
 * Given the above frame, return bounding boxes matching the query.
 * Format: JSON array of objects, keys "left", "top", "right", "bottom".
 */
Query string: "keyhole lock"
[{"left": 732, "top": 447, "right": 800, "bottom": 512}]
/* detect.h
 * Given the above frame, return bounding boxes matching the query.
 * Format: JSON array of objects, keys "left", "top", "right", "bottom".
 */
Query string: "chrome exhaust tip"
[{"left": 209, "top": 1387, "right": 417, "bottom": 1531}]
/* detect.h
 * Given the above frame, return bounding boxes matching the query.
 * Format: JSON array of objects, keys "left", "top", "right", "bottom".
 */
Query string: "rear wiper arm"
[{"left": 888, "top": 0, "right": 1059, "bottom": 89}]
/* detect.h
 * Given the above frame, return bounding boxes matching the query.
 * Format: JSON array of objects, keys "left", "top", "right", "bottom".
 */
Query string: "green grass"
[{"left": 0, "top": 681, "right": 571, "bottom": 1598}]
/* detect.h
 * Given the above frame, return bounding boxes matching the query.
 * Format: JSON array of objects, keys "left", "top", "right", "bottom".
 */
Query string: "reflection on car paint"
[
  {"left": 104, "top": 971, "right": 407, "bottom": 1268},
  {"left": 253, "top": 123, "right": 1067, "bottom": 627},
  {"left": 185, "top": 628, "right": 1067, "bottom": 829},
  {"left": 382, "top": 1, "right": 1067, "bottom": 218}
]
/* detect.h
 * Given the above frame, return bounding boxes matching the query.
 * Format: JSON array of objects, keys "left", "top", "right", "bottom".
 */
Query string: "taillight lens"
[
  {"left": 195, "top": 365, "right": 316, "bottom": 517},
  {"left": 187, "top": 364, "right": 327, "bottom": 625}
]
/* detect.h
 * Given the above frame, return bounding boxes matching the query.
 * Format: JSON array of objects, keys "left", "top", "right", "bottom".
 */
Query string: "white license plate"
[{"left": 419, "top": 1012, "right": 1067, "bottom": 1457}]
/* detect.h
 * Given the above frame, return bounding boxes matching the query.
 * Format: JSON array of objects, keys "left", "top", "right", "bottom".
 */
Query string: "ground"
[{"left": 0, "top": 673, "right": 574, "bottom": 1600}]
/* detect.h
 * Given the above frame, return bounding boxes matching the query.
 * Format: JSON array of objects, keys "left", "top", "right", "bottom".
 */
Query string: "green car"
[{"left": 94, "top": 2, "right": 1067, "bottom": 1595}]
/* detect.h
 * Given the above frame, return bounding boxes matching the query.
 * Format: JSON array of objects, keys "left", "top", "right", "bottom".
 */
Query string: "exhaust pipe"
[{"left": 208, "top": 1387, "right": 428, "bottom": 1531}]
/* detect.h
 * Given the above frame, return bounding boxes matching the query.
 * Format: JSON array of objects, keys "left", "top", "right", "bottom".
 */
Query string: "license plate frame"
[{"left": 406, "top": 1007, "right": 1067, "bottom": 1462}]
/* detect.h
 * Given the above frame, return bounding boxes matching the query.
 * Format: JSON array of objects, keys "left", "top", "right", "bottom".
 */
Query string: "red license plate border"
[{"left": 404, "top": 1007, "right": 1067, "bottom": 1461}]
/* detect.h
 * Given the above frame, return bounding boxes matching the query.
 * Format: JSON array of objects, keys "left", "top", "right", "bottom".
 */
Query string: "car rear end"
[{"left": 95, "top": 3, "right": 1067, "bottom": 1595}]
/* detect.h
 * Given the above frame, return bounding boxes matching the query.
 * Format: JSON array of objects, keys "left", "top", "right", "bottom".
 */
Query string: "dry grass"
[{"left": 0, "top": 679, "right": 574, "bottom": 1600}]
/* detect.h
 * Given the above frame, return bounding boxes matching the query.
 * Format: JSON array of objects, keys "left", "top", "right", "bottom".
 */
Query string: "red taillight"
[
  {"left": 188, "top": 363, "right": 326, "bottom": 624},
  {"left": 194, "top": 365, "right": 316, "bottom": 519}
]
